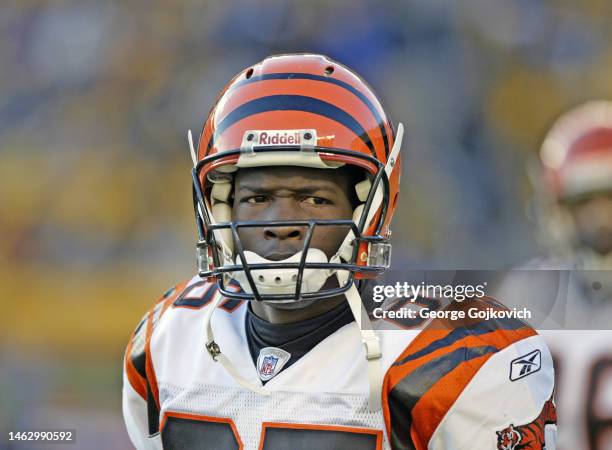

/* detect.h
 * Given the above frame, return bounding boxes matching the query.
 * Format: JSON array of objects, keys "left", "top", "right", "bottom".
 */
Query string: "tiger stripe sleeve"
[
  {"left": 382, "top": 298, "right": 557, "bottom": 450},
  {"left": 122, "top": 282, "right": 188, "bottom": 449}
]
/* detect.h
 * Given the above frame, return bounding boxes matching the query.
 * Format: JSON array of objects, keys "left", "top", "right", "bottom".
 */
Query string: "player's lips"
[{"left": 263, "top": 251, "right": 298, "bottom": 261}]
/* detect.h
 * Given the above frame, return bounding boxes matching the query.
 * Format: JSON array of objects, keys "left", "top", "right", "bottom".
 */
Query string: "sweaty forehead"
[{"left": 234, "top": 166, "right": 351, "bottom": 193}]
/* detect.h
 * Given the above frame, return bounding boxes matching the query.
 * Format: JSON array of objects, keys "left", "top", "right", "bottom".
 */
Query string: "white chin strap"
[
  {"left": 203, "top": 293, "right": 270, "bottom": 396},
  {"left": 336, "top": 271, "right": 383, "bottom": 411},
  {"left": 233, "top": 249, "right": 331, "bottom": 297}
]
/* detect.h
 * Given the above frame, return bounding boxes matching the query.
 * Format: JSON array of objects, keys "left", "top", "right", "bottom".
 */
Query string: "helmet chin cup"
[{"left": 233, "top": 249, "right": 332, "bottom": 297}]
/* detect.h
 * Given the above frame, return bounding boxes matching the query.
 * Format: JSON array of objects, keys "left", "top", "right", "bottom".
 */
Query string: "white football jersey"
[
  {"left": 495, "top": 264, "right": 612, "bottom": 450},
  {"left": 543, "top": 331, "right": 612, "bottom": 450},
  {"left": 123, "top": 276, "right": 556, "bottom": 450}
]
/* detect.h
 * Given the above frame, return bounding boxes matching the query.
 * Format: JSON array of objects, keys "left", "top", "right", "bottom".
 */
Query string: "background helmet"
[
  {"left": 535, "top": 100, "right": 612, "bottom": 269},
  {"left": 190, "top": 53, "right": 403, "bottom": 301}
]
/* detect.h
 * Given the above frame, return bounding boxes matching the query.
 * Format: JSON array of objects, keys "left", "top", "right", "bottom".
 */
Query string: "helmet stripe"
[
  {"left": 228, "top": 73, "right": 390, "bottom": 155},
  {"left": 205, "top": 94, "right": 376, "bottom": 156}
]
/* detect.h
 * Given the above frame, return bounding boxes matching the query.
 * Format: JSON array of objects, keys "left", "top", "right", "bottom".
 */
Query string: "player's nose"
[
  {"left": 260, "top": 198, "right": 308, "bottom": 242},
  {"left": 262, "top": 225, "right": 304, "bottom": 241}
]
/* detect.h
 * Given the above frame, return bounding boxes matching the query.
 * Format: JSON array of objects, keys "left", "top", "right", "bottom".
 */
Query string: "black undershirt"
[{"left": 245, "top": 301, "right": 355, "bottom": 383}]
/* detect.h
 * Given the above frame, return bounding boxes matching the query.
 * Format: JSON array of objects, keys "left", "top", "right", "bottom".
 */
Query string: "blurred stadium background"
[{"left": 1, "top": 0, "right": 611, "bottom": 448}]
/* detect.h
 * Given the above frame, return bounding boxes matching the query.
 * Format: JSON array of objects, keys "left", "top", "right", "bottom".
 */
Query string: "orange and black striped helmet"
[{"left": 190, "top": 53, "right": 404, "bottom": 301}]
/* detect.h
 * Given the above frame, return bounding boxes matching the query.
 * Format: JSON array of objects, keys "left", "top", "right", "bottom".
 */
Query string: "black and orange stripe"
[
  {"left": 225, "top": 72, "right": 392, "bottom": 154},
  {"left": 206, "top": 94, "right": 377, "bottom": 156},
  {"left": 382, "top": 299, "right": 537, "bottom": 450},
  {"left": 198, "top": 57, "right": 394, "bottom": 163}
]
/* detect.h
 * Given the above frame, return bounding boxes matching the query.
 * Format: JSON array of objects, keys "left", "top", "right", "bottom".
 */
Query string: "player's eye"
[
  {"left": 302, "top": 196, "right": 332, "bottom": 205},
  {"left": 244, "top": 195, "right": 270, "bottom": 204}
]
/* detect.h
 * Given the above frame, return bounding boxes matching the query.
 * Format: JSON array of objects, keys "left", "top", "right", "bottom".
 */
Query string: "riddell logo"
[{"left": 259, "top": 131, "right": 302, "bottom": 145}]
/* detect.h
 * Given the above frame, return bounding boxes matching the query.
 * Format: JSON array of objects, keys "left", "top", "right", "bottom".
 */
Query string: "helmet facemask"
[{"left": 190, "top": 129, "right": 399, "bottom": 302}]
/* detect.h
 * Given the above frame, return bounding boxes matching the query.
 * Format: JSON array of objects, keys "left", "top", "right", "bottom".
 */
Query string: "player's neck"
[{"left": 250, "top": 295, "right": 347, "bottom": 324}]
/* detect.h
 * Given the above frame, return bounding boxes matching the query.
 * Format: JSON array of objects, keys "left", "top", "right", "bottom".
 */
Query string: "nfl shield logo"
[
  {"left": 256, "top": 347, "right": 291, "bottom": 381},
  {"left": 260, "top": 355, "right": 279, "bottom": 377}
]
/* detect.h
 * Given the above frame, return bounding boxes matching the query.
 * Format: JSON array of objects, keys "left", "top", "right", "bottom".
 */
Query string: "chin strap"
[
  {"left": 336, "top": 271, "right": 383, "bottom": 412},
  {"left": 203, "top": 293, "right": 270, "bottom": 396}
]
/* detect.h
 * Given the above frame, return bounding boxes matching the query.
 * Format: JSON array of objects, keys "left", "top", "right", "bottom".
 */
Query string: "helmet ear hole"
[
  {"left": 245, "top": 68, "right": 254, "bottom": 79},
  {"left": 324, "top": 65, "right": 334, "bottom": 75}
]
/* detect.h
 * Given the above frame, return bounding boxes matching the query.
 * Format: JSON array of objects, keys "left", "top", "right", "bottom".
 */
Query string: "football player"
[
  {"left": 495, "top": 100, "right": 612, "bottom": 449},
  {"left": 123, "top": 54, "right": 556, "bottom": 449},
  {"left": 536, "top": 101, "right": 612, "bottom": 450}
]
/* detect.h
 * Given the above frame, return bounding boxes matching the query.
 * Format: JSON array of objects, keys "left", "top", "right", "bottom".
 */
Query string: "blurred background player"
[
  {"left": 538, "top": 101, "right": 612, "bottom": 450},
  {"left": 495, "top": 100, "right": 612, "bottom": 450},
  {"left": 536, "top": 100, "right": 612, "bottom": 277}
]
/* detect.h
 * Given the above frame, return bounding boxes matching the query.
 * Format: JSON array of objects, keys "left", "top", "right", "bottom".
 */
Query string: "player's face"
[
  {"left": 565, "top": 192, "right": 612, "bottom": 255},
  {"left": 232, "top": 166, "right": 355, "bottom": 261}
]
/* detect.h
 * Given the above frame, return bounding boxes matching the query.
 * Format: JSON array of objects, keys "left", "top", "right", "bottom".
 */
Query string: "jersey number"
[
  {"left": 552, "top": 352, "right": 612, "bottom": 450},
  {"left": 587, "top": 357, "right": 612, "bottom": 450},
  {"left": 161, "top": 412, "right": 383, "bottom": 450}
]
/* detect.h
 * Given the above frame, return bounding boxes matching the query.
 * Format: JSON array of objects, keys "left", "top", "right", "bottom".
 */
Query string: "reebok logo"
[{"left": 509, "top": 349, "right": 541, "bottom": 381}]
